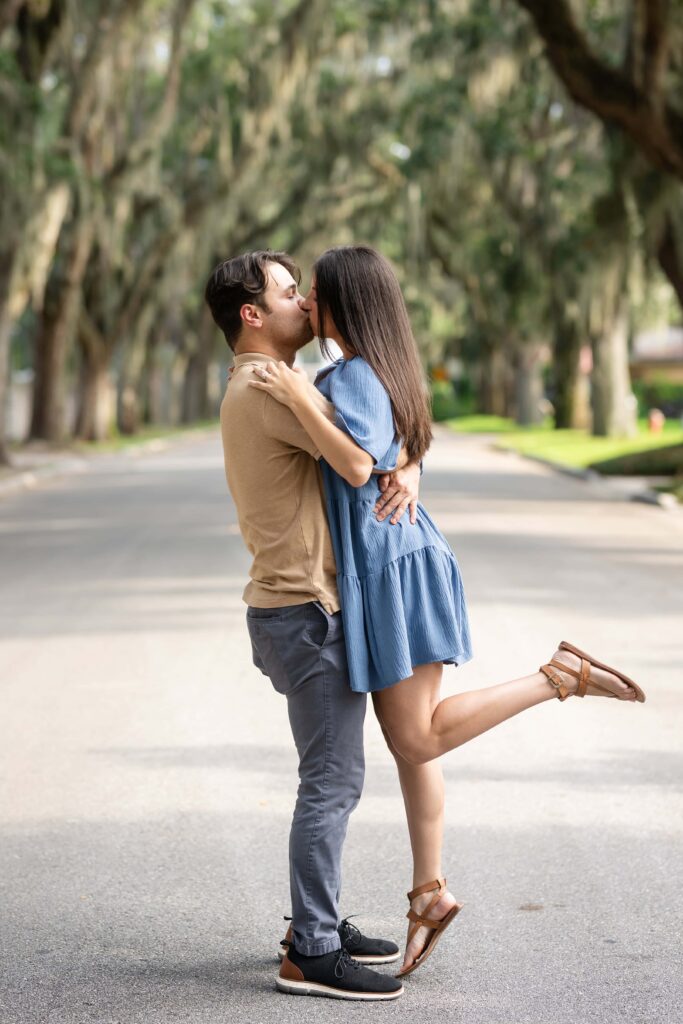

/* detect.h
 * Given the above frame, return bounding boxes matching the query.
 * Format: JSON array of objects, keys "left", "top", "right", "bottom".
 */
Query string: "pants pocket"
[
  {"left": 303, "top": 601, "right": 332, "bottom": 650},
  {"left": 247, "top": 608, "right": 317, "bottom": 695}
]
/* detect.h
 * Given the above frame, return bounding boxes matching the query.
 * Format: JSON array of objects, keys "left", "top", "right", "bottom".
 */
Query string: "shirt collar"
[{"left": 232, "top": 352, "right": 279, "bottom": 368}]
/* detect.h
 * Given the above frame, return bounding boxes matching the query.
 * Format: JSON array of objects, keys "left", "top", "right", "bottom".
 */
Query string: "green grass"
[
  {"left": 443, "top": 414, "right": 528, "bottom": 434},
  {"left": 445, "top": 415, "right": 683, "bottom": 471}
]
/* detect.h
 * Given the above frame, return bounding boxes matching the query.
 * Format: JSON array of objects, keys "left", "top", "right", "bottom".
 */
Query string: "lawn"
[{"left": 445, "top": 416, "right": 683, "bottom": 471}]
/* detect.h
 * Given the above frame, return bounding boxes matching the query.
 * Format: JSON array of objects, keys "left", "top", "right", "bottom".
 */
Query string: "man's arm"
[{"left": 371, "top": 446, "right": 410, "bottom": 474}]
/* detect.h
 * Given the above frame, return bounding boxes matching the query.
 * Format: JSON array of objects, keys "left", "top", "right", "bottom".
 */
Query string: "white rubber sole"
[
  {"left": 278, "top": 948, "right": 400, "bottom": 965},
  {"left": 276, "top": 978, "right": 404, "bottom": 1000},
  {"left": 350, "top": 951, "right": 401, "bottom": 965}
]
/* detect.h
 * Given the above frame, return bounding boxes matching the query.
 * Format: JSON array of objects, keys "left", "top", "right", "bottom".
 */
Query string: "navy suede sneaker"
[{"left": 277, "top": 946, "right": 403, "bottom": 1001}]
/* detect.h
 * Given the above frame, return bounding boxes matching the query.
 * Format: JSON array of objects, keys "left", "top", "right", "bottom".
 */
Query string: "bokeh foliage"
[{"left": 0, "top": 0, "right": 682, "bottom": 458}]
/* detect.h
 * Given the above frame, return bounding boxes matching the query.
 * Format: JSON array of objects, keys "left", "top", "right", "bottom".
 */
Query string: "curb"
[{"left": 492, "top": 444, "right": 680, "bottom": 510}]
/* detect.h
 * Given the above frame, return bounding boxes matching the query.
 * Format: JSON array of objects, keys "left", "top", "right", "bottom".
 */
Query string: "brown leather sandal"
[
  {"left": 395, "top": 878, "right": 462, "bottom": 978},
  {"left": 540, "top": 640, "right": 646, "bottom": 703}
]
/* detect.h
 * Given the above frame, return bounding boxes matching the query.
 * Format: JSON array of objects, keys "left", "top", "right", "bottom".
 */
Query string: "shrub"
[
  {"left": 430, "top": 379, "right": 475, "bottom": 421},
  {"left": 633, "top": 378, "right": 683, "bottom": 419}
]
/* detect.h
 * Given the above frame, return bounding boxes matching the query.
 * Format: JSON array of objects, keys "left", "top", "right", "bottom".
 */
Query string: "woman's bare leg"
[
  {"left": 374, "top": 662, "right": 553, "bottom": 765},
  {"left": 373, "top": 687, "right": 459, "bottom": 972},
  {"left": 374, "top": 646, "right": 636, "bottom": 767}
]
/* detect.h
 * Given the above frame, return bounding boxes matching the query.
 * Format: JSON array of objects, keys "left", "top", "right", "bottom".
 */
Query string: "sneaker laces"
[
  {"left": 338, "top": 915, "right": 362, "bottom": 947},
  {"left": 334, "top": 948, "right": 362, "bottom": 979}
]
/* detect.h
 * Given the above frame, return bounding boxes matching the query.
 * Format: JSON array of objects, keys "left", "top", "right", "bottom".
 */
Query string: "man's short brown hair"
[{"left": 204, "top": 250, "right": 300, "bottom": 351}]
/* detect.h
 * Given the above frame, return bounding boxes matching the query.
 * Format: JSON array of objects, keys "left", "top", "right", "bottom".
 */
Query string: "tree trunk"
[
  {"left": 181, "top": 351, "right": 207, "bottom": 423},
  {"left": 30, "top": 217, "right": 94, "bottom": 441},
  {"left": 551, "top": 301, "right": 582, "bottom": 428},
  {"left": 514, "top": 343, "right": 545, "bottom": 425},
  {"left": 591, "top": 300, "right": 637, "bottom": 436},
  {"left": 572, "top": 350, "right": 592, "bottom": 430},
  {"left": 74, "top": 346, "right": 113, "bottom": 441},
  {"left": 142, "top": 329, "right": 163, "bottom": 425},
  {"left": 181, "top": 305, "right": 216, "bottom": 423},
  {"left": 116, "top": 303, "right": 158, "bottom": 435},
  {"left": 0, "top": 250, "right": 15, "bottom": 464},
  {"left": 478, "top": 341, "right": 508, "bottom": 416},
  {"left": 657, "top": 212, "right": 683, "bottom": 310}
]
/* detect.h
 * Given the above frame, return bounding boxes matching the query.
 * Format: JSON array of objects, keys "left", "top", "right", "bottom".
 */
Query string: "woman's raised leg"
[{"left": 373, "top": 646, "right": 637, "bottom": 767}]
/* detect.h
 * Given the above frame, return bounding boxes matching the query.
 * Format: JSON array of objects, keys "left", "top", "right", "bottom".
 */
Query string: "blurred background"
[{"left": 1, "top": 0, "right": 682, "bottom": 494}]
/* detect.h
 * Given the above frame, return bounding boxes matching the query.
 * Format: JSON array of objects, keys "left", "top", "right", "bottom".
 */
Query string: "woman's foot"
[
  {"left": 400, "top": 886, "right": 459, "bottom": 974},
  {"left": 542, "top": 644, "right": 641, "bottom": 701}
]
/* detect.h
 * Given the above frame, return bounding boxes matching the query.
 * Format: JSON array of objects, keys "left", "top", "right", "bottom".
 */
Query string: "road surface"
[{"left": 0, "top": 429, "right": 681, "bottom": 1023}]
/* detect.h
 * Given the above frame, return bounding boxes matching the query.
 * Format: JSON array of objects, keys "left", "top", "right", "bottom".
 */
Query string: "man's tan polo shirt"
[{"left": 220, "top": 352, "right": 340, "bottom": 614}]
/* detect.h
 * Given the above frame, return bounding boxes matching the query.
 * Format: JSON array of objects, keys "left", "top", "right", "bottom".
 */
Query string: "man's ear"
[{"left": 240, "top": 303, "right": 263, "bottom": 329}]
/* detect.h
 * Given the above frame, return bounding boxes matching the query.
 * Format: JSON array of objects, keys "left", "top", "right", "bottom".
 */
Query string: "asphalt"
[{"left": 0, "top": 428, "right": 681, "bottom": 1024}]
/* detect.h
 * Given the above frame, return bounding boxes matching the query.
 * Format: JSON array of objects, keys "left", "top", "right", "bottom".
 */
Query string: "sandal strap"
[
  {"left": 407, "top": 909, "right": 450, "bottom": 930},
  {"left": 546, "top": 658, "right": 580, "bottom": 680},
  {"left": 577, "top": 657, "right": 590, "bottom": 698},
  {"left": 402, "top": 881, "right": 463, "bottom": 972},
  {"left": 405, "top": 878, "right": 447, "bottom": 949},
  {"left": 540, "top": 656, "right": 594, "bottom": 700},
  {"left": 539, "top": 663, "right": 572, "bottom": 701},
  {"left": 407, "top": 877, "right": 446, "bottom": 901}
]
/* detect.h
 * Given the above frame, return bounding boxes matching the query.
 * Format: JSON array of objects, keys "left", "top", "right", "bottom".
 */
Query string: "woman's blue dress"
[{"left": 315, "top": 356, "right": 472, "bottom": 693}]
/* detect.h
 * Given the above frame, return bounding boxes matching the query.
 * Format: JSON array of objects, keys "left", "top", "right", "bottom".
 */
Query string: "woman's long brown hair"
[{"left": 313, "top": 245, "right": 432, "bottom": 462}]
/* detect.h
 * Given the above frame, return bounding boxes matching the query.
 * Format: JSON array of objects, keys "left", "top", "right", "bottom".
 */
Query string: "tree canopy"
[{"left": 1, "top": 0, "right": 681, "bottom": 460}]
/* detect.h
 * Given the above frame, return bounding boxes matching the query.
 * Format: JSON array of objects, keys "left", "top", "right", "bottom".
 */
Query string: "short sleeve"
[
  {"left": 329, "top": 357, "right": 401, "bottom": 472},
  {"left": 263, "top": 394, "right": 321, "bottom": 460}
]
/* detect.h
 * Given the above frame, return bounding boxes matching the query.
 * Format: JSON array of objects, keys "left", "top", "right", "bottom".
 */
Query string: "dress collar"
[{"left": 314, "top": 357, "right": 345, "bottom": 385}]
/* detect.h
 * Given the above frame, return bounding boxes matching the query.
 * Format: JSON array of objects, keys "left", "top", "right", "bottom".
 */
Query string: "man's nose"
[{"left": 298, "top": 295, "right": 308, "bottom": 311}]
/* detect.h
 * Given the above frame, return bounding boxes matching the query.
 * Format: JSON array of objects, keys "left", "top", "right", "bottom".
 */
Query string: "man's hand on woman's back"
[{"left": 374, "top": 462, "right": 420, "bottom": 525}]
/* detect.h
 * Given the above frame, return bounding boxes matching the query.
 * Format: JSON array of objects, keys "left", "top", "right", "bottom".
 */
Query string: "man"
[{"left": 205, "top": 250, "right": 419, "bottom": 1001}]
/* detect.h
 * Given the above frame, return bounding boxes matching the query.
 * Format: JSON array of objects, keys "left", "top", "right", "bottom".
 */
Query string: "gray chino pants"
[{"left": 246, "top": 600, "right": 367, "bottom": 956}]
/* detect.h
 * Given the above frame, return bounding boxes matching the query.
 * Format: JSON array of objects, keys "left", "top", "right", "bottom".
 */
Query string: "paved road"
[{"left": 0, "top": 429, "right": 681, "bottom": 1024}]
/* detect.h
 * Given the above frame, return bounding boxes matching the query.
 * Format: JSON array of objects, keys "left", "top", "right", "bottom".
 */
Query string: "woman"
[{"left": 248, "top": 245, "right": 646, "bottom": 977}]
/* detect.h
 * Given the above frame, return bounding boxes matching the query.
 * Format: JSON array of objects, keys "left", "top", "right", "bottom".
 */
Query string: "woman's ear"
[{"left": 240, "top": 303, "right": 263, "bottom": 329}]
